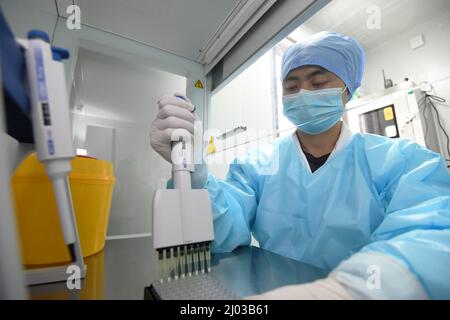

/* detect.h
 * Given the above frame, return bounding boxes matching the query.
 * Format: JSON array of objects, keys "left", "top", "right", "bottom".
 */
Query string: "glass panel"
[{"left": 70, "top": 46, "right": 186, "bottom": 236}]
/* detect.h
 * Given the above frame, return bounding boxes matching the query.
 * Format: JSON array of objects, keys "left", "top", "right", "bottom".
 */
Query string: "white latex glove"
[
  {"left": 150, "top": 93, "right": 208, "bottom": 189},
  {"left": 245, "top": 277, "right": 354, "bottom": 300},
  {"left": 245, "top": 252, "right": 428, "bottom": 300},
  {"left": 150, "top": 93, "right": 196, "bottom": 163}
]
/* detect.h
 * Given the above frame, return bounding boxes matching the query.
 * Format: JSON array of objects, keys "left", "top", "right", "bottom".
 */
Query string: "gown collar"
[{"left": 291, "top": 122, "right": 355, "bottom": 173}]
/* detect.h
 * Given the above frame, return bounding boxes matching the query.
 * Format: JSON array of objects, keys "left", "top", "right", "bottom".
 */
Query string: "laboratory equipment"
[
  {"left": 19, "top": 31, "right": 86, "bottom": 284},
  {"left": 146, "top": 274, "right": 238, "bottom": 300},
  {"left": 153, "top": 124, "right": 214, "bottom": 282},
  {"left": 145, "top": 244, "right": 328, "bottom": 300},
  {"left": 0, "top": 7, "right": 86, "bottom": 296},
  {"left": 346, "top": 86, "right": 446, "bottom": 158},
  {"left": 216, "top": 126, "right": 247, "bottom": 140},
  {"left": 20, "top": 33, "right": 85, "bottom": 284},
  {"left": 21, "top": 30, "right": 79, "bottom": 263}
]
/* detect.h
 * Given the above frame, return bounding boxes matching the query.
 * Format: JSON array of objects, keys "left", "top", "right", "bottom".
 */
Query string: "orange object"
[{"left": 11, "top": 153, "right": 115, "bottom": 265}]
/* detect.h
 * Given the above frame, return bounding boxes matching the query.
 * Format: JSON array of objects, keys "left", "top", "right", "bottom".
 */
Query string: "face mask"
[{"left": 282, "top": 87, "right": 347, "bottom": 135}]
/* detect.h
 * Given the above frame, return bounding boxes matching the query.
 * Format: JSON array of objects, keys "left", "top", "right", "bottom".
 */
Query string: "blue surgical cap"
[{"left": 281, "top": 31, "right": 365, "bottom": 95}]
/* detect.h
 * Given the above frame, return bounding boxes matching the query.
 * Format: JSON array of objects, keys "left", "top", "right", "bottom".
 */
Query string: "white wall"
[
  {"left": 72, "top": 48, "right": 186, "bottom": 236},
  {"left": 362, "top": 10, "right": 450, "bottom": 159},
  {"left": 208, "top": 50, "right": 277, "bottom": 178}
]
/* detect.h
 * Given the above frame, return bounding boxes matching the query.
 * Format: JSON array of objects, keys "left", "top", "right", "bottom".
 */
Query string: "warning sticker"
[
  {"left": 384, "top": 107, "right": 394, "bottom": 121},
  {"left": 194, "top": 80, "right": 204, "bottom": 89},
  {"left": 207, "top": 136, "right": 216, "bottom": 155}
]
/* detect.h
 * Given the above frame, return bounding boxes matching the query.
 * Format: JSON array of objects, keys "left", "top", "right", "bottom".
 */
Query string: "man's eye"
[
  {"left": 286, "top": 86, "right": 298, "bottom": 91},
  {"left": 312, "top": 82, "right": 327, "bottom": 88}
]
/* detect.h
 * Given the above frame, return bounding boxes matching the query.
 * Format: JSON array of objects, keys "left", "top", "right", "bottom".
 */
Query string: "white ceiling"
[
  {"left": 23, "top": 0, "right": 450, "bottom": 62},
  {"left": 54, "top": 0, "right": 240, "bottom": 61},
  {"left": 293, "top": 0, "right": 450, "bottom": 51}
]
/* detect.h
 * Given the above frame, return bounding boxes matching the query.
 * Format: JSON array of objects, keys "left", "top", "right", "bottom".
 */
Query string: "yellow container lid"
[{"left": 13, "top": 153, "right": 114, "bottom": 182}]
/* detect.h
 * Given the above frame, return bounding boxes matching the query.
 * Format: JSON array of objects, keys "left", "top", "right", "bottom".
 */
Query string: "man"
[{"left": 150, "top": 32, "right": 450, "bottom": 299}]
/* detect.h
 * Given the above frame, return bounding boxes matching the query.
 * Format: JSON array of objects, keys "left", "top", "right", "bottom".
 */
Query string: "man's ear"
[{"left": 345, "top": 89, "right": 352, "bottom": 103}]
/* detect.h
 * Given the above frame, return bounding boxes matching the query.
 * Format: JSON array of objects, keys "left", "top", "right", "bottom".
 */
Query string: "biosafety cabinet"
[
  {"left": 2, "top": 0, "right": 450, "bottom": 299},
  {"left": 0, "top": 0, "right": 330, "bottom": 299}
]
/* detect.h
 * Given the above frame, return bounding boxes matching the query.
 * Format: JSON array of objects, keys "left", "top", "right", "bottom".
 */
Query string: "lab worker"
[{"left": 150, "top": 32, "right": 450, "bottom": 299}]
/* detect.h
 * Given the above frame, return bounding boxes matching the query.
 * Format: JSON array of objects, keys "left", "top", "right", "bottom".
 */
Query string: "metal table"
[{"left": 29, "top": 236, "right": 327, "bottom": 299}]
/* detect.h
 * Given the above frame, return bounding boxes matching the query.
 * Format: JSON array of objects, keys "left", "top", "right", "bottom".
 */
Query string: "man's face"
[{"left": 282, "top": 65, "right": 350, "bottom": 103}]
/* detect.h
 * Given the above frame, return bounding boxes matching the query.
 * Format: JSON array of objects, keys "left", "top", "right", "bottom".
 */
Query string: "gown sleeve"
[{"left": 333, "top": 139, "right": 450, "bottom": 299}]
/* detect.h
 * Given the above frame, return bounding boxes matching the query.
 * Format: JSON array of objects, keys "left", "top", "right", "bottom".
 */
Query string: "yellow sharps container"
[{"left": 11, "top": 153, "right": 115, "bottom": 265}]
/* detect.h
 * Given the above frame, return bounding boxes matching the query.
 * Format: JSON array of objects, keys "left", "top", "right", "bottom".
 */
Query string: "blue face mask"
[{"left": 282, "top": 87, "right": 347, "bottom": 135}]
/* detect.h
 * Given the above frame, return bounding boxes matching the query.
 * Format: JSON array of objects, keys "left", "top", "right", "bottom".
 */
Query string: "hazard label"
[{"left": 194, "top": 80, "right": 204, "bottom": 89}]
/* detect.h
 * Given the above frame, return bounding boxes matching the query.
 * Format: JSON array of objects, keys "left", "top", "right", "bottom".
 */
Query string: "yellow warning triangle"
[
  {"left": 207, "top": 136, "right": 216, "bottom": 155},
  {"left": 195, "top": 80, "right": 204, "bottom": 89}
]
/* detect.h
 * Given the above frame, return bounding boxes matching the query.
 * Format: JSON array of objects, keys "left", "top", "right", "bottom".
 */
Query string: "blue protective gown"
[{"left": 205, "top": 127, "right": 450, "bottom": 299}]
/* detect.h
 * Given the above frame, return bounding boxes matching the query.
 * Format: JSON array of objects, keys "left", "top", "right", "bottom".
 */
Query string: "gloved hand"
[
  {"left": 150, "top": 93, "right": 208, "bottom": 189},
  {"left": 245, "top": 277, "right": 354, "bottom": 300},
  {"left": 150, "top": 93, "right": 197, "bottom": 163},
  {"left": 245, "top": 252, "right": 429, "bottom": 300}
]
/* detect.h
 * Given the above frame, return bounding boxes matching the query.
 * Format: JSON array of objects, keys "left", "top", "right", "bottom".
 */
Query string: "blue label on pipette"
[
  {"left": 48, "top": 139, "right": 55, "bottom": 155},
  {"left": 33, "top": 45, "right": 48, "bottom": 102},
  {"left": 175, "top": 94, "right": 195, "bottom": 112},
  {"left": 175, "top": 94, "right": 187, "bottom": 102}
]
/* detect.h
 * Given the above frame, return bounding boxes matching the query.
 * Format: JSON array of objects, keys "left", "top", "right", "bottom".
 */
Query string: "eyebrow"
[
  {"left": 284, "top": 68, "right": 330, "bottom": 82},
  {"left": 306, "top": 69, "right": 329, "bottom": 79}
]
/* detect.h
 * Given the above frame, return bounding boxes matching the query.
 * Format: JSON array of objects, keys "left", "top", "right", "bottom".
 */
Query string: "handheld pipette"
[
  {"left": 23, "top": 31, "right": 79, "bottom": 262},
  {"left": 153, "top": 94, "right": 214, "bottom": 282}
]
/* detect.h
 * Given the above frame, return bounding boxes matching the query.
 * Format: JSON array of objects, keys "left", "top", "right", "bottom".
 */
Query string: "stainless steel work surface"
[{"left": 29, "top": 237, "right": 327, "bottom": 299}]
